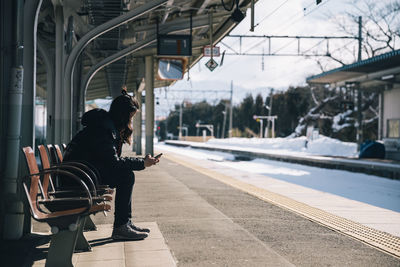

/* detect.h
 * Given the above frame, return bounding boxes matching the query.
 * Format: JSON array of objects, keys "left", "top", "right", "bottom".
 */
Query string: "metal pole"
[
  {"left": 38, "top": 40, "right": 55, "bottom": 144},
  {"left": 134, "top": 90, "right": 142, "bottom": 155},
  {"left": 250, "top": 0, "right": 255, "bottom": 32},
  {"left": 357, "top": 84, "right": 363, "bottom": 151},
  {"left": 21, "top": 0, "right": 43, "bottom": 236},
  {"left": 3, "top": 0, "right": 25, "bottom": 240},
  {"left": 358, "top": 16, "right": 362, "bottom": 62},
  {"left": 260, "top": 119, "right": 263, "bottom": 138},
  {"left": 266, "top": 88, "right": 273, "bottom": 138},
  {"left": 356, "top": 16, "right": 362, "bottom": 150},
  {"left": 21, "top": 0, "right": 42, "bottom": 150},
  {"left": 179, "top": 103, "right": 183, "bottom": 139},
  {"left": 228, "top": 81, "right": 233, "bottom": 138},
  {"left": 54, "top": 4, "right": 64, "bottom": 144},
  {"left": 209, "top": 11, "right": 213, "bottom": 60},
  {"left": 378, "top": 88, "right": 385, "bottom": 140},
  {"left": 222, "top": 108, "right": 227, "bottom": 138},
  {"left": 145, "top": 56, "right": 154, "bottom": 156},
  {"left": 272, "top": 117, "right": 276, "bottom": 138}
]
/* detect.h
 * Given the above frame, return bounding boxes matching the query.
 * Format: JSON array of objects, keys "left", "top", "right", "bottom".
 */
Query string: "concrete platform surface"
[
  {"left": 3, "top": 147, "right": 399, "bottom": 266},
  {"left": 31, "top": 223, "right": 176, "bottom": 267},
  {"left": 130, "top": 154, "right": 399, "bottom": 266}
]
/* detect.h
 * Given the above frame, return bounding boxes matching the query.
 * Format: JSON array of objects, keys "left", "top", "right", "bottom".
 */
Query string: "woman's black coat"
[{"left": 63, "top": 108, "right": 144, "bottom": 186}]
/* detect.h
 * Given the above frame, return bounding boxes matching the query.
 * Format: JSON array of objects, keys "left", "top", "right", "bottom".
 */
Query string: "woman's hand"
[{"left": 144, "top": 154, "right": 160, "bottom": 167}]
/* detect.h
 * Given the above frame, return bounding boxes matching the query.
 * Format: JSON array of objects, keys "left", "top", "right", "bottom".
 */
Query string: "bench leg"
[
  {"left": 45, "top": 217, "right": 84, "bottom": 267},
  {"left": 75, "top": 216, "right": 92, "bottom": 252},
  {"left": 83, "top": 215, "right": 97, "bottom": 231}
]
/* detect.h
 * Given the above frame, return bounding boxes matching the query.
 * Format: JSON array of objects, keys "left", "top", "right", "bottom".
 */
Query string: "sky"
[{"left": 151, "top": 0, "right": 398, "bottom": 117}]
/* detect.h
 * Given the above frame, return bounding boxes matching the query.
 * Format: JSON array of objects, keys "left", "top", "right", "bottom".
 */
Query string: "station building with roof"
[{"left": 307, "top": 49, "right": 400, "bottom": 160}]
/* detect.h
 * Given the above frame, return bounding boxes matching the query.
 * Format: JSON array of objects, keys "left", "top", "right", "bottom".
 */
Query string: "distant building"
[{"left": 307, "top": 49, "right": 400, "bottom": 160}]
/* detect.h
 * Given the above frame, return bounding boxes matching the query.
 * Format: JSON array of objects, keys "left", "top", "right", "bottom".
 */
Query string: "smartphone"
[{"left": 154, "top": 153, "right": 163, "bottom": 159}]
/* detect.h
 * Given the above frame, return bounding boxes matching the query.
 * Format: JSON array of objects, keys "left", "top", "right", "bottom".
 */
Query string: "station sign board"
[
  {"left": 203, "top": 46, "right": 220, "bottom": 57},
  {"left": 157, "top": 34, "right": 192, "bottom": 56}
]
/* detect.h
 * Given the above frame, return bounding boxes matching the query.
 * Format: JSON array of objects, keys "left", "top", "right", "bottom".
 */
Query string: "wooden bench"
[
  {"left": 47, "top": 144, "right": 114, "bottom": 194},
  {"left": 38, "top": 144, "right": 113, "bottom": 232},
  {"left": 22, "top": 146, "right": 111, "bottom": 267}
]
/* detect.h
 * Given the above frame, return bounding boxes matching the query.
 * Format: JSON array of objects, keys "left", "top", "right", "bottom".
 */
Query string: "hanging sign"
[
  {"left": 205, "top": 58, "right": 218, "bottom": 71},
  {"left": 157, "top": 34, "right": 192, "bottom": 56},
  {"left": 203, "top": 46, "right": 220, "bottom": 57}
]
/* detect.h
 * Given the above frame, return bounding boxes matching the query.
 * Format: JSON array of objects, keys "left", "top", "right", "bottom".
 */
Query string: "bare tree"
[
  {"left": 326, "top": 0, "right": 400, "bottom": 65},
  {"left": 290, "top": 1, "right": 398, "bottom": 140}
]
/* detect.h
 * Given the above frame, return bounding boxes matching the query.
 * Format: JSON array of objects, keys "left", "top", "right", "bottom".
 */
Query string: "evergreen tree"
[{"left": 238, "top": 94, "right": 255, "bottom": 133}]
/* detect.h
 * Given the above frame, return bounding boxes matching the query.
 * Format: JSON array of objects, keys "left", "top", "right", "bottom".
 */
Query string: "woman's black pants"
[{"left": 110, "top": 171, "right": 135, "bottom": 228}]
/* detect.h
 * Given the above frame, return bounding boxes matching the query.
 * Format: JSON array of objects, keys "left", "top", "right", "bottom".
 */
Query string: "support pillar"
[
  {"left": 133, "top": 88, "right": 142, "bottom": 155},
  {"left": 145, "top": 56, "right": 154, "bottom": 155},
  {"left": 21, "top": 0, "right": 43, "bottom": 236},
  {"left": 356, "top": 85, "right": 363, "bottom": 151},
  {"left": 54, "top": 4, "right": 64, "bottom": 144},
  {"left": 2, "top": 0, "right": 25, "bottom": 240},
  {"left": 378, "top": 88, "right": 385, "bottom": 140},
  {"left": 72, "top": 56, "right": 82, "bottom": 136},
  {"left": 38, "top": 40, "right": 55, "bottom": 144},
  {"left": 21, "top": 0, "right": 42, "bottom": 150},
  {"left": 228, "top": 81, "right": 233, "bottom": 138}
]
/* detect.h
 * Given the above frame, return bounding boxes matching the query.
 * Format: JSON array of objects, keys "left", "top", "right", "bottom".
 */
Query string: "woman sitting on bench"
[{"left": 63, "top": 88, "right": 159, "bottom": 240}]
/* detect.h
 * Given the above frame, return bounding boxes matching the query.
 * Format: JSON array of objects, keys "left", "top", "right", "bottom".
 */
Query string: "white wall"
[{"left": 383, "top": 85, "right": 400, "bottom": 138}]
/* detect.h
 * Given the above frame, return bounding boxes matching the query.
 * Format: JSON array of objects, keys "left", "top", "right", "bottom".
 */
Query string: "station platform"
[
  {"left": 165, "top": 140, "right": 400, "bottom": 180},
  {"left": 4, "top": 147, "right": 400, "bottom": 266}
]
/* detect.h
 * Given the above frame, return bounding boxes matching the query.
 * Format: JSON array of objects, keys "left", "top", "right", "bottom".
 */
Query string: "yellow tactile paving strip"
[{"left": 165, "top": 153, "right": 400, "bottom": 259}]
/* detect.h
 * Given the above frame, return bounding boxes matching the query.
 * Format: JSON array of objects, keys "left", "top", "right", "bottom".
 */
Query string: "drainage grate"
[{"left": 166, "top": 154, "right": 400, "bottom": 258}]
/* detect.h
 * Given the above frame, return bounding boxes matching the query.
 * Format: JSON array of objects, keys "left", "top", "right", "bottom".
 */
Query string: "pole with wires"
[
  {"left": 228, "top": 81, "right": 233, "bottom": 138},
  {"left": 266, "top": 88, "right": 273, "bottom": 138}
]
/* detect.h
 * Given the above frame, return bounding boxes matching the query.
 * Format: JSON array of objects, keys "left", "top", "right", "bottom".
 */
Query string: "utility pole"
[
  {"left": 358, "top": 16, "right": 362, "bottom": 62},
  {"left": 221, "top": 107, "right": 227, "bottom": 139},
  {"left": 357, "top": 16, "right": 363, "bottom": 151},
  {"left": 179, "top": 102, "right": 183, "bottom": 140},
  {"left": 266, "top": 88, "right": 273, "bottom": 138},
  {"left": 356, "top": 82, "right": 363, "bottom": 150},
  {"left": 228, "top": 81, "right": 233, "bottom": 138}
]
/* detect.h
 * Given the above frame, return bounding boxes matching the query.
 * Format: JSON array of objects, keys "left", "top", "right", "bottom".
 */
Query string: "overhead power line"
[
  {"left": 270, "top": 0, "right": 331, "bottom": 34},
  {"left": 254, "top": 0, "right": 291, "bottom": 29}
]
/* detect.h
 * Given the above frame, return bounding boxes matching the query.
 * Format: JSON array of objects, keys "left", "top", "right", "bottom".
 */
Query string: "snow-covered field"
[
  {"left": 155, "top": 136, "right": 400, "bottom": 213},
  {"left": 206, "top": 135, "right": 358, "bottom": 157}
]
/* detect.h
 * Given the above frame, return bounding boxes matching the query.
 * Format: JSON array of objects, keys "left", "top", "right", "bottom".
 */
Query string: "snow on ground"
[
  {"left": 156, "top": 141, "right": 400, "bottom": 213},
  {"left": 206, "top": 135, "right": 358, "bottom": 157}
]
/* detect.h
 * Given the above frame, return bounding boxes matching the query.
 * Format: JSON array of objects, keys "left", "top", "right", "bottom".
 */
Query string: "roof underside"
[
  {"left": 306, "top": 49, "right": 400, "bottom": 88},
  {"left": 37, "top": 0, "right": 254, "bottom": 101}
]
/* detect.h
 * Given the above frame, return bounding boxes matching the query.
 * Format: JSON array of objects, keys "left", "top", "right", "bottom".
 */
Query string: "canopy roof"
[
  {"left": 306, "top": 49, "right": 400, "bottom": 88},
  {"left": 37, "top": 0, "right": 255, "bottom": 100}
]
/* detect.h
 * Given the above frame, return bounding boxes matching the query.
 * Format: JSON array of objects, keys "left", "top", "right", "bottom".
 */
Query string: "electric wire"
[
  {"left": 271, "top": 38, "right": 297, "bottom": 54},
  {"left": 272, "top": 0, "right": 332, "bottom": 35},
  {"left": 172, "top": 0, "right": 348, "bottom": 93},
  {"left": 269, "top": 1, "right": 315, "bottom": 35},
  {"left": 225, "top": 0, "right": 316, "bottom": 54},
  {"left": 254, "top": 0, "right": 291, "bottom": 29}
]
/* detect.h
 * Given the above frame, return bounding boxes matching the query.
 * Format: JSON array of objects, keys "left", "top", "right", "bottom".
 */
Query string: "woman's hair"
[{"left": 109, "top": 88, "right": 140, "bottom": 145}]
